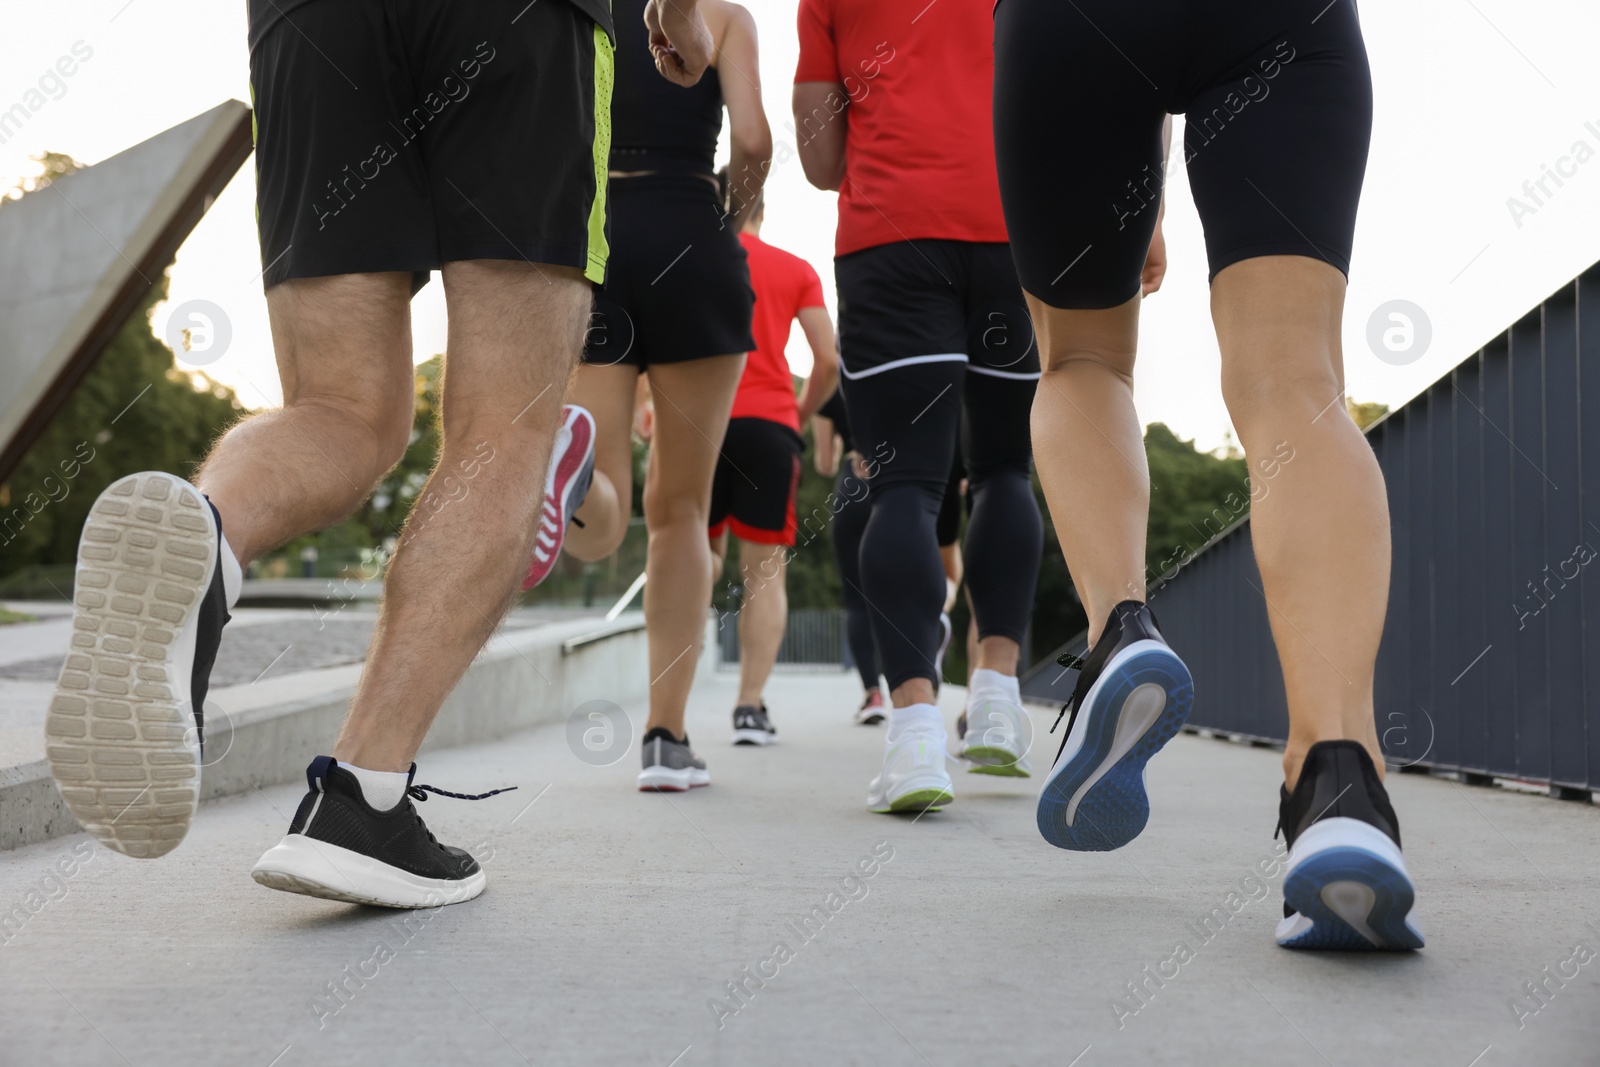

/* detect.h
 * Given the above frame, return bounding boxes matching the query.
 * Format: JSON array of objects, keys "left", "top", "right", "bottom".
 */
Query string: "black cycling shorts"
[
  {"left": 583, "top": 174, "right": 756, "bottom": 368},
  {"left": 708, "top": 418, "right": 804, "bottom": 546},
  {"left": 993, "top": 0, "right": 1372, "bottom": 308},
  {"left": 250, "top": 0, "right": 613, "bottom": 292}
]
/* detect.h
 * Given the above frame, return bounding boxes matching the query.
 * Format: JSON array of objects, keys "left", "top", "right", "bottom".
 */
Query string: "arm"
[
  {"left": 793, "top": 305, "right": 839, "bottom": 425},
  {"left": 1142, "top": 115, "right": 1171, "bottom": 296},
  {"left": 645, "top": 0, "right": 713, "bottom": 87},
  {"left": 812, "top": 415, "right": 839, "bottom": 475},
  {"left": 793, "top": 82, "right": 847, "bottom": 191},
  {"left": 710, "top": 2, "right": 772, "bottom": 229}
]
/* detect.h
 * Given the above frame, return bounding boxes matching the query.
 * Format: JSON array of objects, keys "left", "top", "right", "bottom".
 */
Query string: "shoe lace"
[
  {"left": 408, "top": 782, "right": 518, "bottom": 803},
  {"left": 403, "top": 781, "right": 518, "bottom": 846},
  {"left": 1049, "top": 652, "right": 1088, "bottom": 736}
]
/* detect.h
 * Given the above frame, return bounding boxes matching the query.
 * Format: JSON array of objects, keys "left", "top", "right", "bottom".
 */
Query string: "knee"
[
  {"left": 1221, "top": 362, "right": 1341, "bottom": 431},
  {"left": 289, "top": 390, "right": 414, "bottom": 481},
  {"left": 642, "top": 482, "right": 705, "bottom": 531}
]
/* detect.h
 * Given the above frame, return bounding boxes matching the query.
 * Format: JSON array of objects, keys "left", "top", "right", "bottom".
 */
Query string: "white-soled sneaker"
[
  {"left": 868, "top": 709, "right": 953, "bottom": 814},
  {"left": 45, "top": 472, "right": 235, "bottom": 858},
  {"left": 957, "top": 694, "right": 1032, "bottom": 778},
  {"left": 253, "top": 756, "right": 513, "bottom": 908},
  {"left": 638, "top": 727, "right": 710, "bottom": 791}
]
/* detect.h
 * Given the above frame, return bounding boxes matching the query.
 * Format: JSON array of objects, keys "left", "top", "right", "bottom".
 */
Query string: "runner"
[
  {"left": 796, "top": 0, "right": 1045, "bottom": 814},
  {"left": 994, "top": 0, "right": 1422, "bottom": 948},
  {"left": 41, "top": 0, "right": 712, "bottom": 907},
  {"left": 707, "top": 184, "right": 839, "bottom": 747},
  {"left": 813, "top": 391, "right": 885, "bottom": 725},
  {"left": 550, "top": 0, "right": 772, "bottom": 791}
]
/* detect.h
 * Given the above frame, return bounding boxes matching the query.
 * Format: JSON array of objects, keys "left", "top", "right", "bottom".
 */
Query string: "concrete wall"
[{"left": 1, "top": 612, "right": 716, "bottom": 850}]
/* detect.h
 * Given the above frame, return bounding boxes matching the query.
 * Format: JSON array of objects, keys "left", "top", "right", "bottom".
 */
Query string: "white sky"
[{"left": 5, "top": 1, "right": 1599, "bottom": 449}]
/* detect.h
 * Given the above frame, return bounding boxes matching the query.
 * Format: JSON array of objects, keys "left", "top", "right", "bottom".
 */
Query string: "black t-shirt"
[
  {"left": 246, "top": 0, "right": 614, "bottom": 53},
  {"left": 817, "top": 391, "right": 855, "bottom": 455}
]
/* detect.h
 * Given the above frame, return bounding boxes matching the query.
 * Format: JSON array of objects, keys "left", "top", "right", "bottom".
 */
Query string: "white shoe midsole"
[{"left": 252, "top": 835, "right": 484, "bottom": 906}]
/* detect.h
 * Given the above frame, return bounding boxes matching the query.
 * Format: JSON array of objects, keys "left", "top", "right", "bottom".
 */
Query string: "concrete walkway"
[{"left": 2, "top": 670, "right": 1595, "bottom": 1066}]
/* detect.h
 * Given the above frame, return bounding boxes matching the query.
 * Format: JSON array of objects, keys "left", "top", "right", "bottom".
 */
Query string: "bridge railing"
[{"left": 1024, "top": 260, "right": 1600, "bottom": 799}]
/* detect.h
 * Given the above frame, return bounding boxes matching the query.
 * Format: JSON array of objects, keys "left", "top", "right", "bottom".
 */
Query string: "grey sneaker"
[
  {"left": 732, "top": 704, "right": 778, "bottom": 746},
  {"left": 637, "top": 727, "right": 710, "bottom": 792}
]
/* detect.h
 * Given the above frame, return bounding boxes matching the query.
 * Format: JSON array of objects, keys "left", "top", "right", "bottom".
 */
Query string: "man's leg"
[
  {"left": 639, "top": 354, "right": 746, "bottom": 738},
  {"left": 199, "top": 273, "right": 418, "bottom": 565},
  {"left": 331, "top": 261, "right": 589, "bottom": 770},
  {"left": 1211, "top": 257, "right": 1387, "bottom": 789},
  {"left": 735, "top": 539, "right": 788, "bottom": 707}
]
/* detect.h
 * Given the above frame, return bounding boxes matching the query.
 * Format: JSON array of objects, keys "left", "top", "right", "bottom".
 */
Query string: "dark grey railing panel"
[{"left": 1023, "top": 260, "right": 1600, "bottom": 794}]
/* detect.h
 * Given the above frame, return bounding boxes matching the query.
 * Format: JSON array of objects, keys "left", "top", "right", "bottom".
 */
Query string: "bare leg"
[
  {"left": 332, "top": 262, "right": 589, "bottom": 770},
  {"left": 198, "top": 273, "right": 417, "bottom": 564},
  {"left": 735, "top": 539, "right": 788, "bottom": 707},
  {"left": 1211, "top": 257, "right": 1387, "bottom": 788},
  {"left": 974, "top": 636, "right": 1019, "bottom": 675},
  {"left": 1026, "top": 292, "right": 1148, "bottom": 644},
  {"left": 564, "top": 362, "right": 642, "bottom": 560},
  {"left": 640, "top": 354, "right": 746, "bottom": 737}
]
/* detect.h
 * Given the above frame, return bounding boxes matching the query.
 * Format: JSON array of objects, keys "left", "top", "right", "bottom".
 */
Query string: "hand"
[
  {"left": 644, "top": 0, "right": 713, "bottom": 87},
  {"left": 1141, "top": 217, "right": 1167, "bottom": 297}
]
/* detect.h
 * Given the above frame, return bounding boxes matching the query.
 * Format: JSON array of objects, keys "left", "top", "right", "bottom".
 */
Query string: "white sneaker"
[
  {"left": 867, "top": 712, "right": 954, "bottom": 814},
  {"left": 957, "top": 695, "right": 1033, "bottom": 778}
]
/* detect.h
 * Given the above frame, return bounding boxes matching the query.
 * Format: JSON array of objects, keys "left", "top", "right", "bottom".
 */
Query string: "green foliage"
[
  {"left": 1144, "top": 422, "right": 1251, "bottom": 582},
  {"left": 0, "top": 275, "right": 244, "bottom": 578},
  {"left": 1347, "top": 398, "right": 1389, "bottom": 430}
]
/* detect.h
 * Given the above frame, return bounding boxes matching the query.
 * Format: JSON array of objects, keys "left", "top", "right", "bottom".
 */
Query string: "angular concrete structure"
[{"left": 0, "top": 100, "right": 253, "bottom": 481}]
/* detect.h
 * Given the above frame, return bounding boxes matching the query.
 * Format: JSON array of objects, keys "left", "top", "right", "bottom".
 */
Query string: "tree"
[
  {"left": 0, "top": 275, "right": 244, "bottom": 579},
  {"left": 1347, "top": 398, "right": 1389, "bottom": 430}
]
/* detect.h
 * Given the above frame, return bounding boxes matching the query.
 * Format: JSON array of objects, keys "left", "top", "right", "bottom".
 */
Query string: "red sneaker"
[{"left": 522, "top": 404, "right": 596, "bottom": 590}]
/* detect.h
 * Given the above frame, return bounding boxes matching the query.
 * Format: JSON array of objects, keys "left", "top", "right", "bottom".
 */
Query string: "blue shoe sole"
[
  {"left": 1279, "top": 846, "right": 1424, "bottom": 950},
  {"left": 1037, "top": 647, "right": 1193, "bottom": 851}
]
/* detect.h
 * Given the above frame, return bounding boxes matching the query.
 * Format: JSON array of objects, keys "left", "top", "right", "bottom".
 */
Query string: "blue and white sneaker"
[
  {"left": 1037, "top": 600, "right": 1193, "bottom": 851},
  {"left": 1275, "top": 740, "right": 1423, "bottom": 950}
]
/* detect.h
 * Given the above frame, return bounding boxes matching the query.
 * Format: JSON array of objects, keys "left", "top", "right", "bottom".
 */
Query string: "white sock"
[
  {"left": 969, "top": 668, "right": 1021, "bottom": 704},
  {"left": 218, "top": 532, "right": 243, "bottom": 609},
  {"left": 887, "top": 703, "right": 945, "bottom": 740},
  {"left": 338, "top": 761, "right": 409, "bottom": 811}
]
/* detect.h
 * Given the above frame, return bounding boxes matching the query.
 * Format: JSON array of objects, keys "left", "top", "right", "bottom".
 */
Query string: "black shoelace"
[
  {"left": 402, "top": 781, "right": 517, "bottom": 847},
  {"left": 408, "top": 783, "right": 518, "bottom": 803},
  {"left": 1049, "top": 652, "right": 1088, "bottom": 736}
]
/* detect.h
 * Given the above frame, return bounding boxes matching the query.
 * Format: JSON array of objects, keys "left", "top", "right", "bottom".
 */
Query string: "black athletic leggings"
[
  {"left": 836, "top": 240, "right": 1043, "bottom": 691},
  {"left": 830, "top": 465, "right": 880, "bottom": 691},
  {"left": 994, "top": 0, "right": 1372, "bottom": 308}
]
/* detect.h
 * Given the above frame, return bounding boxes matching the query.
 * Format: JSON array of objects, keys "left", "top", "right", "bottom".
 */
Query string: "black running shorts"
[
  {"left": 835, "top": 240, "right": 1038, "bottom": 382},
  {"left": 583, "top": 174, "right": 756, "bottom": 367},
  {"left": 708, "top": 418, "right": 805, "bottom": 546},
  {"left": 993, "top": 0, "right": 1372, "bottom": 308},
  {"left": 250, "top": 0, "right": 613, "bottom": 291}
]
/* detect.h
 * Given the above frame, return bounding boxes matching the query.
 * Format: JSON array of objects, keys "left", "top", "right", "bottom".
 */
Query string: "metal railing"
[
  {"left": 1024, "top": 259, "right": 1600, "bottom": 798},
  {"left": 718, "top": 607, "right": 847, "bottom": 669}
]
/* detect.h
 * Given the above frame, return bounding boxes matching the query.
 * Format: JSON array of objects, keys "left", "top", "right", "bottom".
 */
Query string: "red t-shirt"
[
  {"left": 731, "top": 232, "right": 827, "bottom": 431},
  {"left": 794, "top": 0, "right": 1010, "bottom": 257}
]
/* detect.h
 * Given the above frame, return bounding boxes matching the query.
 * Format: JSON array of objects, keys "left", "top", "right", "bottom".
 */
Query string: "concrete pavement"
[{"left": 2, "top": 669, "right": 1596, "bottom": 1066}]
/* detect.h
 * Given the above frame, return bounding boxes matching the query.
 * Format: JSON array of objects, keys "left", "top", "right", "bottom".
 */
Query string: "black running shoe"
[
  {"left": 46, "top": 472, "right": 232, "bottom": 858},
  {"left": 731, "top": 703, "right": 779, "bottom": 746},
  {"left": 1275, "top": 740, "right": 1423, "bottom": 950},
  {"left": 251, "top": 756, "right": 513, "bottom": 908},
  {"left": 1037, "top": 600, "right": 1193, "bottom": 851}
]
